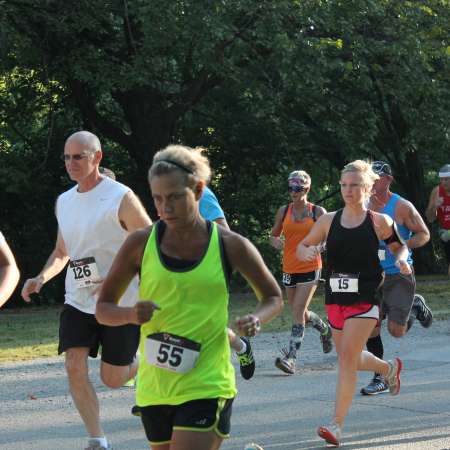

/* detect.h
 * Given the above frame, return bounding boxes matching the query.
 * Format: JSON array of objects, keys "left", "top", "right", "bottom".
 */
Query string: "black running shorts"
[
  {"left": 140, "top": 397, "right": 234, "bottom": 445},
  {"left": 282, "top": 270, "right": 321, "bottom": 287},
  {"left": 58, "top": 304, "right": 140, "bottom": 366}
]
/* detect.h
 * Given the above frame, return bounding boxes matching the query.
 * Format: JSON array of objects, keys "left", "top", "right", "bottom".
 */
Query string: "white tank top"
[{"left": 56, "top": 177, "right": 139, "bottom": 314}]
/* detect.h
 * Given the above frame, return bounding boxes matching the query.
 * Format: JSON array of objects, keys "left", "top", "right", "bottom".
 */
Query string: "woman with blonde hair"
[
  {"left": 297, "top": 160, "right": 410, "bottom": 446},
  {"left": 96, "top": 144, "right": 283, "bottom": 450},
  {"left": 270, "top": 170, "right": 332, "bottom": 374}
]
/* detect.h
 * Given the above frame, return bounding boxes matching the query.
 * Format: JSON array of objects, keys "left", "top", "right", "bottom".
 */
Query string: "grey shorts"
[{"left": 381, "top": 273, "right": 416, "bottom": 326}]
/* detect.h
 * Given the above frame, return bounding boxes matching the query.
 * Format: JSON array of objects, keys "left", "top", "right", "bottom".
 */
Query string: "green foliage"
[{"left": 0, "top": 1, "right": 449, "bottom": 307}]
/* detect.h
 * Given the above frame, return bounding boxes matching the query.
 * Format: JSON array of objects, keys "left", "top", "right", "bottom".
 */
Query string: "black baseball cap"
[{"left": 372, "top": 161, "right": 392, "bottom": 176}]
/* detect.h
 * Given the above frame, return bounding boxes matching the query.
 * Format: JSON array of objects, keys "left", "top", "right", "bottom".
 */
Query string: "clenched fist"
[
  {"left": 130, "top": 301, "right": 161, "bottom": 325},
  {"left": 235, "top": 314, "right": 261, "bottom": 337}
]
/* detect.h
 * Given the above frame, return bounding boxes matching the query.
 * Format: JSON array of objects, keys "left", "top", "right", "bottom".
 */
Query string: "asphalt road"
[{"left": 1, "top": 320, "right": 450, "bottom": 450}]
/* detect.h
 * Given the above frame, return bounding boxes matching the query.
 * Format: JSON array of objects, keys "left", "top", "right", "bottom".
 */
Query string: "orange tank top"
[{"left": 282, "top": 203, "right": 322, "bottom": 273}]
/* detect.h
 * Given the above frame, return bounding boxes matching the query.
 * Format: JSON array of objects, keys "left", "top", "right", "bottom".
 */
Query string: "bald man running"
[{"left": 22, "top": 131, "right": 151, "bottom": 450}]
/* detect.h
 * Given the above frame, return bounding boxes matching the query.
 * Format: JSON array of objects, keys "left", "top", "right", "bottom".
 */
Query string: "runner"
[
  {"left": 360, "top": 161, "right": 431, "bottom": 395},
  {"left": 199, "top": 185, "right": 255, "bottom": 380},
  {"left": 130, "top": 183, "right": 255, "bottom": 418},
  {"left": 95, "top": 144, "right": 283, "bottom": 450},
  {"left": 426, "top": 164, "right": 450, "bottom": 276},
  {"left": 270, "top": 170, "right": 332, "bottom": 375},
  {"left": 21, "top": 131, "right": 151, "bottom": 450},
  {"left": 297, "top": 160, "right": 409, "bottom": 447},
  {"left": 0, "top": 232, "right": 20, "bottom": 307}
]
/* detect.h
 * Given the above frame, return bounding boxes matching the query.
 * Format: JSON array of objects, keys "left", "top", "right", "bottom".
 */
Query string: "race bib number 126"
[{"left": 69, "top": 257, "right": 101, "bottom": 289}]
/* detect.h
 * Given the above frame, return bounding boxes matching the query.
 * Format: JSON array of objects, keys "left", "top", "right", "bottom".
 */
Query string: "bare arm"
[
  {"left": 0, "top": 238, "right": 20, "bottom": 307},
  {"left": 224, "top": 231, "right": 283, "bottom": 336},
  {"left": 297, "top": 213, "right": 333, "bottom": 261},
  {"left": 396, "top": 200, "right": 430, "bottom": 249},
  {"left": 118, "top": 191, "right": 152, "bottom": 233},
  {"left": 269, "top": 206, "right": 286, "bottom": 251},
  {"left": 21, "top": 228, "right": 69, "bottom": 302},
  {"left": 374, "top": 213, "right": 411, "bottom": 275},
  {"left": 425, "top": 186, "right": 441, "bottom": 223},
  {"left": 96, "top": 227, "right": 159, "bottom": 326}
]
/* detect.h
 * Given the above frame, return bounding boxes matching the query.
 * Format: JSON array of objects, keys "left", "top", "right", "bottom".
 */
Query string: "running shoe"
[
  {"left": 317, "top": 422, "right": 342, "bottom": 447},
  {"left": 84, "top": 441, "right": 112, "bottom": 450},
  {"left": 385, "top": 358, "right": 402, "bottom": 396},
  {"left": 320, "top": 324, "right": 333, "bottom": 354},
  {"left": 413, "top": 294, "right": 433, "bottom": 328},
  {"left": 131, "top": 405, "right": 141, "bottom": 417},
  {"left": 360, "top": 374, "right": 389, "bottom": 395},
  {"left": 122, "top": 377, "right": 135, "bottom": 387},
  {"left": 274, "top": 348, "right": 296, "bottom": 375},
  {"left": 237, "top": 337, "right": 255, "bottom": 380}
]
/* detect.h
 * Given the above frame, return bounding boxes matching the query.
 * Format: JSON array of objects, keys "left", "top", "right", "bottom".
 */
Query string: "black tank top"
[{"left": 325, "top": 209, "right": 383, "bottom": 306}]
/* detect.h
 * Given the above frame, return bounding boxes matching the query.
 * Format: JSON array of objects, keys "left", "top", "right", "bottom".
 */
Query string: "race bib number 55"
[
  {"left": 145, "top": 333, "right": 201, "bottom": 374},
  {"left": 69, "top": 257, "right": 101, "bottom": 289},
  {"left": 329, "top": 273, "right": 359, "bottom": 293}
]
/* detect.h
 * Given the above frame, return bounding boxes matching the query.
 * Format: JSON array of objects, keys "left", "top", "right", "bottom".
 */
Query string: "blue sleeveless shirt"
[{"left": 379, "top": 193, "right": 413, "bottom": 274}]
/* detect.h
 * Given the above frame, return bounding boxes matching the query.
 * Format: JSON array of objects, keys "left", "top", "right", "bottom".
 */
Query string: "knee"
[
  {"left": 338, "top": 348, "right": 359, "bottom": 371},
  {"left": 65, "top": 353, "right": 88, "bottom": 382},
  {"left": 387, "top": 324, "right": 406, "bottom": 338},
  {"left": 101, "top": 366, "right": 127, "bottom": 389}
]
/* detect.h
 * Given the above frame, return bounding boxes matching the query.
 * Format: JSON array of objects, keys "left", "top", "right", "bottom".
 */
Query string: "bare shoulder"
[
  {"left": 314, "top": 205, "right": 327, "bottom": 217},
  {"left": 275, "top": 204, "right": 288, "bottom": 218},
  {"left": 125, "top": 225, "right": 153, "bottom": 252},
  {"left": 372, "top": 211, "right": 393, "bottom": 227},
  {"left": 220, "top": 227, "right": 249, "bottom": 252},
  {"left": 220, "top": 228, "right": 258, "bottom": 264},
  {"left": 317, "top": 211, "right": 336, "bottom": 224},
  {"left": 396, "top": 198, "right": 417, "bottom": 217},
  {"left": 121, "top": 190, "right": 144, "bottom": 209}
]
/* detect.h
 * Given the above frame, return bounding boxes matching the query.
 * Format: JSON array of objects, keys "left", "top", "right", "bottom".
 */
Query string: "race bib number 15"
[
  {"left": 145, "top": 333, "right": 201, "bottom": 374},
  {"left": 329, "top": 273, "right": 359, "bottom": 293}
]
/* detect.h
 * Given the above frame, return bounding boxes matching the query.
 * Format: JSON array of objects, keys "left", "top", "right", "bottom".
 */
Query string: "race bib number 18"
[
  {"left": 145, "top": 333, "right": 201, "bottom": 374},
  {"left": 69, "top": 257, "right": 101, "bottom": 289},
  {"left": 329, "top": 273, "right": 359, "bottom": 293}
]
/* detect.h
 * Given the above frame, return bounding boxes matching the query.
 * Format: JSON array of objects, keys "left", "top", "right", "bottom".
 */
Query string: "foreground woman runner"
[
  {"left": 96, "top": 145, "right": 283, "bottom": 450},
  {"left": 270, "top": 170, "right": 332, "bottom": 375},
  {"left": 297, "top": 160, "right": 410, "bottom": 447}
]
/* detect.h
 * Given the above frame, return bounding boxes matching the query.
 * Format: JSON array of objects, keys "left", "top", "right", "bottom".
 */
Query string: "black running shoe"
[
  {"left": 413, "top": 294, "right": 433, "bottom": 328},
  {"left": 274, "top": 348, "right": 296, "bottom": 375},
  {"left": 131, "top": 405, "right": 141, "bottom": 417},
  {"left": 360, "top": 374, "right": 389, "bottom": 395},
  {"left": 320, "top": 324, "right": 333, "bottom": 354},
  {"left": 237, "top": 337, "right": 255, "bottom": 380}
]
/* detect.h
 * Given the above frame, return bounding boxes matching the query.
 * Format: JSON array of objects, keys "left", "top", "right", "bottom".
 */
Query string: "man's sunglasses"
[
  {"left": 61, "top": 153, "right": 90, "bottom": 162},
  {"left": 288, "top": 185, "right": 307, "bottom": 193}
]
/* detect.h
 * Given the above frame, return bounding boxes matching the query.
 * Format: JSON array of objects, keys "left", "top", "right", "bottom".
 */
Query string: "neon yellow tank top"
[{"left": 136, "top": 221, "right": 237, "bottom": 406}]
